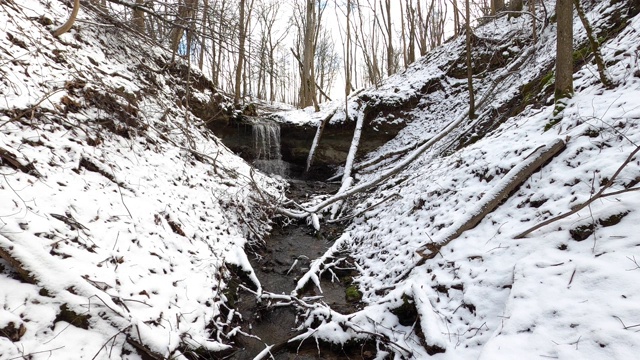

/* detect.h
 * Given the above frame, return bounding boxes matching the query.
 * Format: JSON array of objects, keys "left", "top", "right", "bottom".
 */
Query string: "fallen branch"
[
  {"left": 282, "top": 46, "right": 540, "bottom": 220},
  {"left": 514, "top": 145, "right": 640, "bottom": 239},
  {"left": 281, "top": 109, "right": 473, "bottom": 219},
  {"left": 53, "top": 0, "right": 80, "bottom": 37},
  {"left": 305, "top": 109, "right": 337, "bottom": 174},
  {"left": 327, "top": 136, "right": 432, "bottom": 182},
  {"left": 0, "top": 146, "right": 41, "bottom": 178},
  {"left": 417, "top": 137, "right": 567, "bottom": 259}
]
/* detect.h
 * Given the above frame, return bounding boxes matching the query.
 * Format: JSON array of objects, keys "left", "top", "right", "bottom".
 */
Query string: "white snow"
[{"left": 2, "top": 0, "right": 640, "bottom": 359}]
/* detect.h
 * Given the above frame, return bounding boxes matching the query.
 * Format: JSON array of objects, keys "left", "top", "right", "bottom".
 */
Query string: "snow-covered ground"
[
  {"left": 2, "top": 0, "right": 640, "bottom": 359},
  {"left": 287, "top": 1, "right": 640, "bottom": 359},
  {"left": 0, "top": 1, "right": 285, "bottom": 358}
]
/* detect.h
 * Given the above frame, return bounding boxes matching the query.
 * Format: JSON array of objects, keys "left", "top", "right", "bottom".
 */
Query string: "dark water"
[{"left": 228, "top": 181, "right": 363, "bottom": 359}]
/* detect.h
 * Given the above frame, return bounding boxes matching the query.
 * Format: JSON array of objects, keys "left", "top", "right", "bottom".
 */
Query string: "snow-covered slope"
[
  {"left": 0, "top": 1, "right": 285, "bottom": 359},
  {"left": 291, "top": 1, "right": 640, "bottom": 359}
]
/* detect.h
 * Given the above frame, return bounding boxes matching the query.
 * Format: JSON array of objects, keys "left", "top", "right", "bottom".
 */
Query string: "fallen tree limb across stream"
[{"left": 416, "top": 137, "right": 567, "bottom": 260}]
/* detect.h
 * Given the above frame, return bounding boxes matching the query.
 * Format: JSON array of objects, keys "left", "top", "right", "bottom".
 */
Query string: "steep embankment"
[
  {"left": 290, "top": 1, "right": 640, "bottom": 359},
  {"left": 0, "top": 1, "right": 284, "bottom": 359}
]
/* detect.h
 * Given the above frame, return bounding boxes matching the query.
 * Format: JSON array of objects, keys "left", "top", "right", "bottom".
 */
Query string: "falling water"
[{"left": 252, "top": 120, "right": 288, "bottom": 176}]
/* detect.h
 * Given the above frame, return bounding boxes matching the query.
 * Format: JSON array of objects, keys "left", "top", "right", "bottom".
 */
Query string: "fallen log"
[{"left": 416, "top": 137, "right": 567, "bottom": 260}]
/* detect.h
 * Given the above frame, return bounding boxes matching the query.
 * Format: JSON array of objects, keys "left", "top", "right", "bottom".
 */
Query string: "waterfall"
[{"left": 252, "top": 120, "right": 288, "bottom": 176}]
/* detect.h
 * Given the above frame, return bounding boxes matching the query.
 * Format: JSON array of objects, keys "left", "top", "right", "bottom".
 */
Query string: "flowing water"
[
  {"left": 252, "top": 120, "right": 289, "bottom": 177},
  {"left": 228, "top": 181, "right": 365, "bottom": 359}
]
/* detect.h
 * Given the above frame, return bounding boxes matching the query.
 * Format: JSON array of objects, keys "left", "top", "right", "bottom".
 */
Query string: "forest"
[{"left": 1, "top": 0, "right": 640, "bottom": 359}]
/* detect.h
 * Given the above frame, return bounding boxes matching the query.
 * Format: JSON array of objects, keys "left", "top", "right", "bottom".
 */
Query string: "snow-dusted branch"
[
  {"left": 305, "top": 109, "right": 337, "bottom": 173},
  {"left": 514, "top": 144, "right": 640, "bottom": 239},
  {"left": 417, "top": 137, "right": 567, "bottom": 259}
]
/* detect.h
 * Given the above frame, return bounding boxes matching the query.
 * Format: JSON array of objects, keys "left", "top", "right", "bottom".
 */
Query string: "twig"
[
  {"left": 515, "top": 145, "right": 640, "bottom": 239},
  {"left": 613, "top": 315, "right": 640, "bottom": 330},
  {"left": 626, "top": 256, "right": 640, "bottom": 271},
  {"left": 8, "top": 347, "right": 65, "bottom": 360},
  {"left": 92, "top": 325, "right": 132, "bottom": 360}
]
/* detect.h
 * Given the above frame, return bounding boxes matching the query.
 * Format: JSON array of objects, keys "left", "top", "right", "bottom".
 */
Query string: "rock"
[{"left": 0, "top": 310, "right": 27, "bottom": 342}]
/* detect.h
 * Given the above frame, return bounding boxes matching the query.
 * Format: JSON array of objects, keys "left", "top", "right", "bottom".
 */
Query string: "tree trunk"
[
  {"left": 508, "top": 0, "right": 524, "bottom": 18},
  {"left": 491, "top": 0, "right": 505, "bottom": 14},
  {"left": 453, "top": 0, "right": 460, "bottom": 37},
  {"left": 465, "top": 0, "right": 476, "bottom": 119},
  {"left": 234, "top": 0, "right": 246, "bottom": 106},
  {"left": 530, "top": 0, "right": 537, "bottom": 43},
  {"left": 406, "top": 1, "right": 416, "bottom": 64},
  {"left": 417, "top": 138, "right": 567, "bottom": 260},
  {"left": 555, "top": 0, "right": 574, "bottom": 103},
  {"left": 299, "top": 0, "right": 319, "bottom": 111},
  {"left": 198, "top": 0, "right": 209, "bottom": 70},
  {"left": 384, "top": 0, "right": 394, "bottom": 76},
  {"left": 573, "top": 0, "right": 613, "bottom": 89},
  {"left": 132, "top": 0, "right": 145, "bottom": 33}
]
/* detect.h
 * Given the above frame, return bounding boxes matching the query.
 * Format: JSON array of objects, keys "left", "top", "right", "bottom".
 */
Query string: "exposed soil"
[{"left": 228, "top": 180, "right": 364, "bottom": 359}]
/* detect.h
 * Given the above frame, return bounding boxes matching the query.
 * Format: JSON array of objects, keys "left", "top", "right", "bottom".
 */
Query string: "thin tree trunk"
[
  {"left": 573, "top": 0, "right": 613, "bottom": 88},
  {"left": 198, "top": 0, "right": 209, "bottom": 70},
  {"left": 530, "top": 0, "right": 537, "bottom": 43},
  {"left": 305, "top": 109, "right": 337, "bottom": 174},
  {"left": 330, "top": 110, "right": 365, "bottom": 219},
  {"left": 133, "top": 0, "right": 145, "bottom": 33},
  {"left": 234, "top": 0, "right": 246, "bottom": 106},
  {"left": 54, "top": 0, "right": 80, "bottom": 36},
  {"left": 555, "top": 0, "right": 574, "bottom": 104},
  {"left": 465, "top": 0, "right": 476, "bottom": 119}
]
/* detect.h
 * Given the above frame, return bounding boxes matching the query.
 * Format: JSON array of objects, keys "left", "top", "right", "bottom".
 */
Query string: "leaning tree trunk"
[
  {"left": 573, "top": 0, "right": 613, "bottom": 89},
  {"left": 465, "top": 0, "right": 476, "bottom": 119}
]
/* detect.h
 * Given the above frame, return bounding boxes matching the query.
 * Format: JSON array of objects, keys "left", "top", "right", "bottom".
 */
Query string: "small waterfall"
[{"left": 252, "top": 120, "right": 288, "bottom": 176}]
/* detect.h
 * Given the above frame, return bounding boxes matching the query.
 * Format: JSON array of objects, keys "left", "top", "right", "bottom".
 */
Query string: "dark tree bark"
[
  {"left": 132, "top": 0, "right": 145, "bottom": 33},
  {"left": 234, "top": 0, "right": 247, "bottom": 107},
  {"left": 465, "top": 0, "right": 476, "bottom": 119},
  {"left": 555, "top": 0, "right": 574, "bottom": 104},
  {"left": 491, "top": 0, "right": 505, "bottom": 14}
]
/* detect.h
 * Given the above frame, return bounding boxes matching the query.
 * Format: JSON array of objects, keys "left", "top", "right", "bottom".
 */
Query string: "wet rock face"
[
  {"left": 279, "top": 117, "right": 405, "bottom": 179},
  {"left": 210, "top": 94, "right": 411, "bottom": 179}
]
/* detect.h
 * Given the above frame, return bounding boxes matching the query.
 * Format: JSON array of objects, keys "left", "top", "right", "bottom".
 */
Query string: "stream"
[{"left": 229, "top": 180, "right": 362, "bottom": 359}]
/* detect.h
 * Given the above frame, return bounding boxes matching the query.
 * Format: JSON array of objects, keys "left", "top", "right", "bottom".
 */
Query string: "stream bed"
[{"left": 228, "top": 180, "right": 365, "bottom": 359}]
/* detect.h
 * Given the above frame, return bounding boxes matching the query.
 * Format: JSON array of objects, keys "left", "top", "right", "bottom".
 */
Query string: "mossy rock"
[
  {"left": 599, "top": 212, "right": 629, "bottom": 227},
  {"left": 345, "top": 285, "right": 362, "bottom": 302},
  {"left": 544, "top": 118, "right": 561, "bottom": 132},
  {"left": 570, "top": 224, "right": 595, "bottom": 241}
]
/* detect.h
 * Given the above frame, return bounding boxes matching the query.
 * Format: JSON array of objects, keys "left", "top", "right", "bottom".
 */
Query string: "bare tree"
[
  {"left": 381, "top": 0, "right": 395, "bottom": 76},
  {"left": 491, "top": 0, "right": 505, "bottom": 14},
  {"left": 234, "top": 0, "right": 247, "bottom": 106},
  {"left": 555, "top": 0, "right": 573, "bottom": 105},
  {"left": 573, "top": 0, "right": 613, "bottom": 88},
  {"left": 465, "top": 0, "right": 476, "bottom": 119},
  {"left": 294, "top": 0, "right": 321, "bottom": 110}
]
